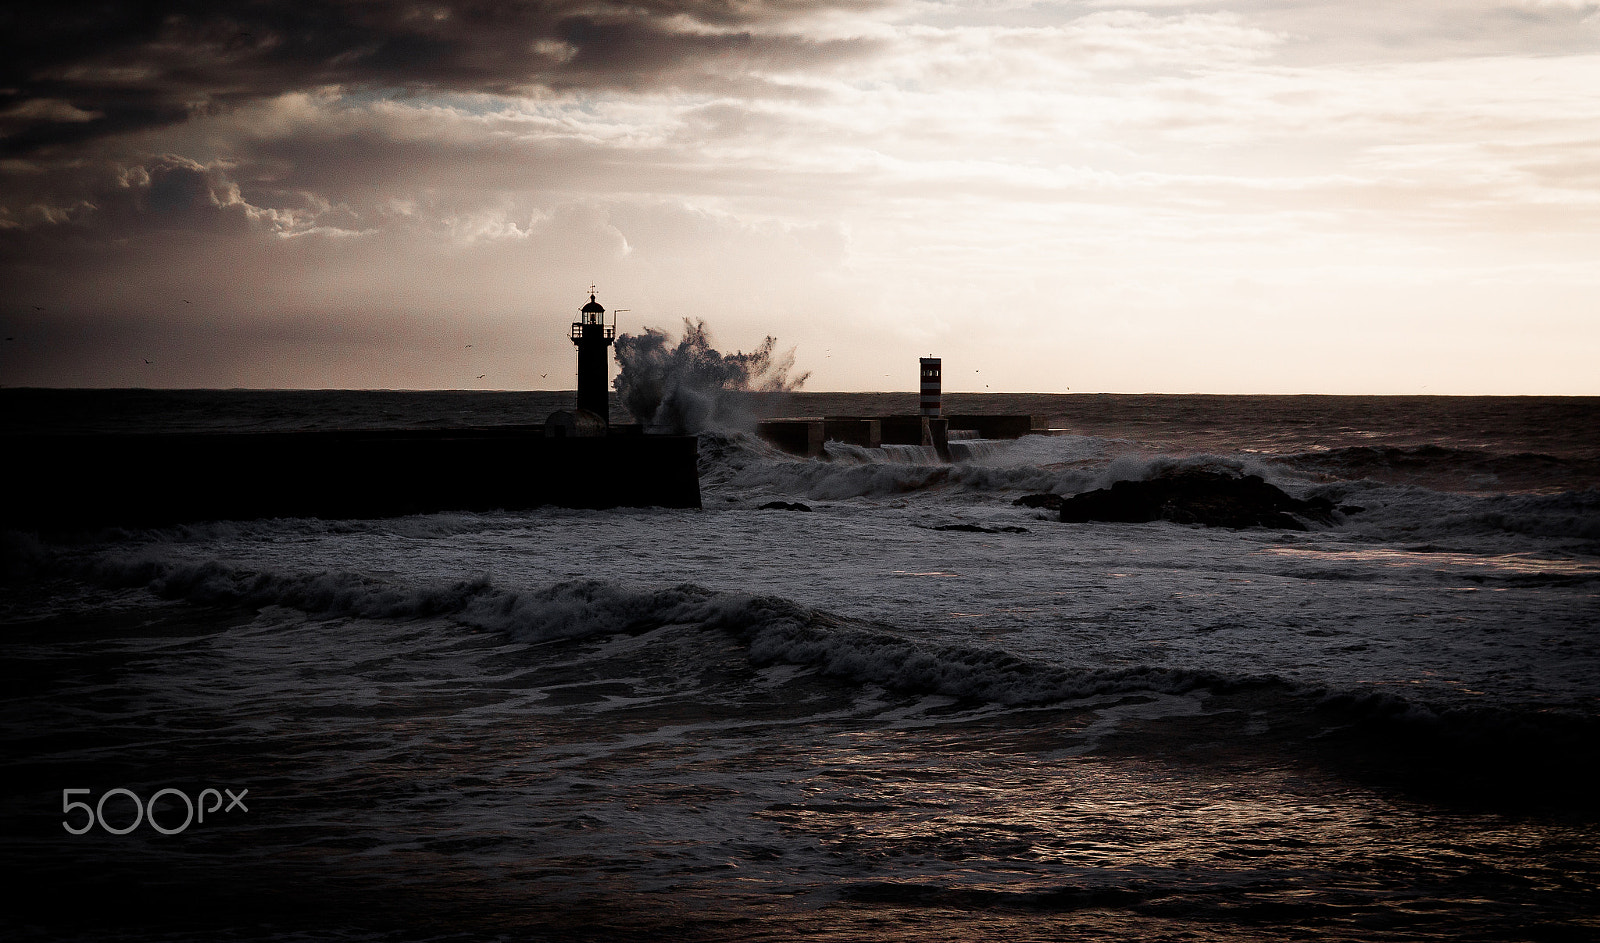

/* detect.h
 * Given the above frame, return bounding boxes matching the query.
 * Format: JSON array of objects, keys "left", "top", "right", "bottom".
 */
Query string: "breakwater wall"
[
  {"left": 4, "top": 428, "right": 701, "bottom": 529},
  {"left": 757, "top": 414, "right": 1041, "bottom": 458}
]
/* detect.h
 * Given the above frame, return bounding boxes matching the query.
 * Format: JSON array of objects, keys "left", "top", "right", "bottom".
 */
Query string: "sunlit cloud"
[{"left": 2, "top": 0, "right": 1597, "bottom": 392}]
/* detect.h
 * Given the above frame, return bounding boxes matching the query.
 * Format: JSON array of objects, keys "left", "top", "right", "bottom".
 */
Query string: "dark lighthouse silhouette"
[{"left": 572, "top": 289, "right": 615, "bottom": 424}]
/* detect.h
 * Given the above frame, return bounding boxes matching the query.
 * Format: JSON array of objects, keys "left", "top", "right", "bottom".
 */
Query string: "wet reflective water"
[{"left": 6, "top": 586, "right": 1597, "bottom": 942}]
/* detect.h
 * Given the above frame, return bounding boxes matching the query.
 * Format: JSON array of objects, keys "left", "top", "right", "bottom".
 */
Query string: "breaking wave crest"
[
  {"left": 62, "top": 551, "right": 1272, "bottom": 704},
  {"left": 49, "top": 555, "right": 1600, "bottom": 761},
  {"left": 718, "top": 432, "right": 1280, "bottom": 502},
  {"left": 698, "top": 432, "right": 1600, "bottom": 544}
]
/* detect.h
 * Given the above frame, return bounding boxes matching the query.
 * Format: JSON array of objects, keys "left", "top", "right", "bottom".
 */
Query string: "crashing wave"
[{"left": 46, "top": 556, "right": 1600, "bottom": 759}]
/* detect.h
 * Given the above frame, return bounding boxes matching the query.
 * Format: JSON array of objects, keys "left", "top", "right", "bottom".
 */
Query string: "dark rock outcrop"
[
  {"left": 931, "top": 523, "right": 1029, "bottom": 534},
  {"left": 758, "top": 501, "right": 812, "bottom": 512},
  {"left": 1013, "top": 493, "right": 1064, "bottom": 511},
  {"left": 1059, "top": 470, "right": 1338, "bottom": 530}
]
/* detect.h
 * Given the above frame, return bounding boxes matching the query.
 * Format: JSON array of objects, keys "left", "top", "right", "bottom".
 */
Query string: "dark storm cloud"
[
  {"left": 0, "top": 0, "right": 885, "bottom": 157},
  {"left": 0, "top": 153, "right": 277, "bottom": 248}
]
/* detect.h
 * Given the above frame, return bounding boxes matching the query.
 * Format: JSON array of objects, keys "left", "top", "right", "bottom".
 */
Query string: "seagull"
[
  {"left": 476, "top": 374, "right": 486, "bottom": 379},
  {"left": 465, "top": 344, "right": 473, "bottom": 348},
  {"left": 143, "top": 358, "right": 152, "bottom": 364},
  {"left": 540, "top": 373, "right": 548, "bottom": 379},
  {"left": 183, "top": 299, "right": 191, "bottom": 304}
]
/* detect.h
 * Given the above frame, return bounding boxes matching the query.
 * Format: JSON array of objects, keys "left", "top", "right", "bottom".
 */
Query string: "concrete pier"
[
  {"left": 823, "top": 417, "right": 882, "bottom": 449},
  {"left": 4, "top": 428, "right": 701, "bottom": 529},
  {"left": 878, "top": 415, "right": 930, "bottom": 447},
  {"left": 755, "top": 420, "right": 825, "bottom": 457},
  {"left": 758, "top": 413, "right": 1037, "bottom": 459},
  {"left": 942, "top": 414, "right": 1043, "bottom": 439}
]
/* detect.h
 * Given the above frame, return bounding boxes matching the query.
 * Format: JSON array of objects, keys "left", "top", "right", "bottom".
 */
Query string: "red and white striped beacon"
[{"left": 919, "top": 357, "right": 942, "bottom": 417}]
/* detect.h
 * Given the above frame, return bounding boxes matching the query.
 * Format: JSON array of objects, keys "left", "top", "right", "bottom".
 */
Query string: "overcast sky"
[{"left": 2, "top": 0, "right": 1597, "bottom": 393}]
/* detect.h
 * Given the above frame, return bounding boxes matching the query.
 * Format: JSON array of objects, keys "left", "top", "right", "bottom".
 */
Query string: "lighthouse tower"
[
  {"left": 571, "top": 288, "right": 615, "bottom": 423},
  {"left": 920, "top": 357, "right": 942, "bottom": 417}
]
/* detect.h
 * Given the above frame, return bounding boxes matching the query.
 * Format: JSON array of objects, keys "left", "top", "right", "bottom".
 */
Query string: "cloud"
[
  {"left": 0, "top": 0, "right": 888, "bottom": 157},
  {"left": 0, "top": 149, "right": 380, "bottom": 244},
  {"left": 0, "top": 185, "right": 861, "bottom": 390},
  {"left": 3, "top": 0, "right": 1599, "bottom": 392}
]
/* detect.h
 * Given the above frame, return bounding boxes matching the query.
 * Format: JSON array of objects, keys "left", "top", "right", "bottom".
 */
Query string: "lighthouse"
[
  {"left": 920, "top": 357, "right": 942, "bottom": 417},
  {"left": 571, "top": 288, "right": 615, "bottom": 423}
]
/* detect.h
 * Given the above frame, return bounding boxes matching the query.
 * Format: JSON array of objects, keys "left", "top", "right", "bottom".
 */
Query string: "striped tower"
[{"left": 919, "top": 357, "right": 942, "bottom": 417}]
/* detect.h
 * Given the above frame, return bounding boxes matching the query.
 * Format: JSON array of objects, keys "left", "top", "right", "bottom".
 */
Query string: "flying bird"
[
  {"left": 477, "top": 374, "right": 486, "bottom": 379},
  {"left": 143, "top": 358, "right": 152, "bottom": 364}
]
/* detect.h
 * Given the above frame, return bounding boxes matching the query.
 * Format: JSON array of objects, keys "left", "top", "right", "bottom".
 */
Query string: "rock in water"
[
  {"left": 1058, "top": 470, "right": 1338, "bottom": 530},
  {"left": 757, "top": 501, "right": 812, "bottom": 512}
]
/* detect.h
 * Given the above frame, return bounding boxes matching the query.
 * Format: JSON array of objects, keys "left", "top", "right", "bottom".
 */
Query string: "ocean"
[{"left": 3, "top": 390, "right": 1598, "bottom": 941}]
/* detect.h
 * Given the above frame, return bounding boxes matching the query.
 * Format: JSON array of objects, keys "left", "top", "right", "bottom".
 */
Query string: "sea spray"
[{"left": 613, "top": 319, "right": 809, "bottom": 433}]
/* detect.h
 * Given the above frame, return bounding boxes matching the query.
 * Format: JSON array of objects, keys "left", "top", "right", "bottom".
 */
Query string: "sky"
[{"left": 2, "top": 0, "right": 1597, "bottom": 394}]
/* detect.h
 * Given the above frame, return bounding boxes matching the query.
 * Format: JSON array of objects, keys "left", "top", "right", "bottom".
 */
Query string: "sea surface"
[{"left": 3, "top": 390, "right": 1598, "bottom": 941}]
